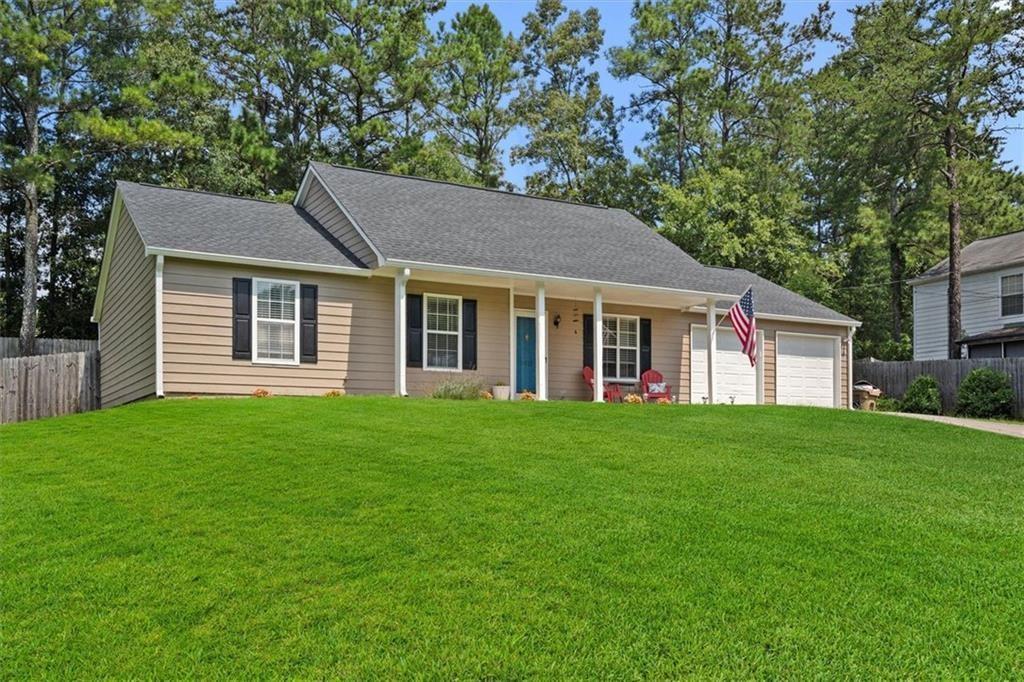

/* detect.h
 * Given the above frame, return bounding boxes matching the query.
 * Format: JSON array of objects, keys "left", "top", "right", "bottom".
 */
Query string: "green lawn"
[{"left": 2, "top": 397, "right": 1022, "bottom": 677}]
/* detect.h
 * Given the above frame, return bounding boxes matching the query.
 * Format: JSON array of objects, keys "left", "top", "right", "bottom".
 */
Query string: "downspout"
[{"left": 155, "top": 255, "right": 164, "bottom": 398}]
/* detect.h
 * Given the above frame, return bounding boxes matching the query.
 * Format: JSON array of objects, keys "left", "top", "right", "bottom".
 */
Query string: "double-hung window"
[
  {"left": 253, "top": 278, "right": 299, "bottom": 364},
  {"left": 1001, "top": 274, "right": 1023, "bottom": 317},
  {"left": 602, "top": 315, "right": 639, "bottom": 381},
  {"left": 425, "top": 294, "right": 461, "bottom": 370}
]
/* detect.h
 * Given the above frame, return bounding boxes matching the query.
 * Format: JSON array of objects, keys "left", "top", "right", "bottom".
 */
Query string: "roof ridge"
[
  {"left": 119, "top": 180, "right": 288, "bottom": 206},
  {"left": 313, "top": 161, "right": 609, "bottom": 210},
  {"left": 966, "top": 228, "right": 1024, "bottom": 245}
]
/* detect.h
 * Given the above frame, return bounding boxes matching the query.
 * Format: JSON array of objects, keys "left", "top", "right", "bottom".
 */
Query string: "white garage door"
[
  {"left": 691, "top": 326, "right": 757, "bottom": 404},
  {"left": 776, "top": 333, "right": 837, "bottom": 407}
]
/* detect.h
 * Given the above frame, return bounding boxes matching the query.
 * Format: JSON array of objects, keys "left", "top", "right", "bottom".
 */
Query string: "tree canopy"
[{"left": 2, "top": 0, "right": 1021, "bottom": 358}]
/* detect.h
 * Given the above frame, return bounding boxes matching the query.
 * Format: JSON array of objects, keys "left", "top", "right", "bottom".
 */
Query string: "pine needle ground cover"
[{"left": 2, "top": 397, "right": 1022, "bottom": 677}]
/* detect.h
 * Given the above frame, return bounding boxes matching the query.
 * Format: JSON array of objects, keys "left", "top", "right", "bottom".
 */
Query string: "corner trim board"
[{"left": 155, "top": 254, "right": 164, "bottom": 397}]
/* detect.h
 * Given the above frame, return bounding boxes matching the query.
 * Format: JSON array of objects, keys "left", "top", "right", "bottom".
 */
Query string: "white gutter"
[
  {"left": 144, "top": 247, "right": 373, "bottom": 277},
  {"left": 689, "top": 304, "right": 861, "bottom": 329},
  {"left": 383, "top": 258, "right": 742, "bottom": 303}
]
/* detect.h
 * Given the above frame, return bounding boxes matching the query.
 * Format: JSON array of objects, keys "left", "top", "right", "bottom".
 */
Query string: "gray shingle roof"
[
  {"left": 117, "top": 181, "right": 366, "bottom": 270},
  {"left": 114, "top": 168, "right": 854, "bottom": 324},
  {"left": 311, "top": 162, "right": 853, "bottom": 323},
  {"left": 915, "top": 230, "right": 1024, "bottom": 282}
]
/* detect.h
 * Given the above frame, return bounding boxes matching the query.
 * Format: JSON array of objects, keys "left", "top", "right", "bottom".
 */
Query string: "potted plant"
[{"left": 492, "top": 381, "right": 511, "bottom": 401}]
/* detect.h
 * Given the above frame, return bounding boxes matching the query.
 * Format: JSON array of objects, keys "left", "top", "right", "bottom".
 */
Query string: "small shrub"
[
  {"left": 251, "top": 388, "right": 272, "bottom": 398},
  {"left": 624, "top": 394, "right": 643, "bottom": 404},
  {"left": 518, "top": 390, "right": 536, "bottom": 401},
  {"left": 900, "top": 375, "right": 941, "bottom": 415},
  {"left": 956, "top": 368, "right": 1015, "bottom": 418},
  {"left": 480, "top": 390, "right": 494, "bottom": 400},
  {"left": 875, "top": 396, "right": 901, "bottom": 413},
  {"left": 431, "top": 378, "right": 484, "bottom": 400},
  {"left": 494, "top": 380, "right": 508, "bottom": 387},
  {"left": 656, "top": 397, "right": 672, "bottom": 405},
  {"left": 323, "top": 389, "right": 343, "bottom": 398}
]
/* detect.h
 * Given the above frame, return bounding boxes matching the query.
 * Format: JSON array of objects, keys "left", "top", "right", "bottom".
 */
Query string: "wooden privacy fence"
[
  {"left": 0, "top": 351, "right": 100, "bottom": 424},
  {"left": 0, "top": 337, "right": 98, "bottom": 358},
  {"left": 853, "top": 358, "right": 1024, "bottom": 416}
]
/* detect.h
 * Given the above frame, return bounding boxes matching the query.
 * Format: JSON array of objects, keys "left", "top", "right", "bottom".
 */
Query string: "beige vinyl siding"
[
  {"left": 515, "top": 296, "right": 686, "bottom": 401},
  {"left": 300, "top": 176, "right": 378, "bottom": 267},
  {"left": 99, "top": 210, "right": 156, "bottom": 407},
  {"left": 406, "top": 281, "right": 510, "bottom": 396},
  {"left": 162, "top": 259, "right": 393, "bottom": 396}
]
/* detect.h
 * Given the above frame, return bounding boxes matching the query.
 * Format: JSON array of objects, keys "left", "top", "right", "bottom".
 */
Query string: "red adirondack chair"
[
  {"left": 641, "top": 369, "right": 672, "bottom": 402},
  {"left": 582, "top": 366, "right": 622, "bottom": 402}
]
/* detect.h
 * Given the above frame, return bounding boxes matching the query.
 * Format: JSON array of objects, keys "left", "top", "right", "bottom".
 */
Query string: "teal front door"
[{"left": 516, "top": 316, "right": 536, "bottom": 393}]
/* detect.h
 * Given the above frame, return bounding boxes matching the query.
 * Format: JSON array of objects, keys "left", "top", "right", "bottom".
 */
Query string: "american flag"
[{"left": 727, "top": 287, "right": 757, "bottom": 366}]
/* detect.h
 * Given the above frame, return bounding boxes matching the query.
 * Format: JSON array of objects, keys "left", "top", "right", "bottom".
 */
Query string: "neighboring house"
[
  {"left": 92, "top": 161, "right": 858, "bottom": 409},
  {"left": 911, "top": 230, "right": 1024, "bottom": 360}
]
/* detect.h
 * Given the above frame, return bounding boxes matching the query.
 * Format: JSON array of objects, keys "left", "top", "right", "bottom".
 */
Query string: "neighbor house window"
[
  {"left": 602, "top": 315, "right": 639, "bottom": 381},
  {"left": 425, "top": 293, "right": 461, "bottom": 370},
  {"left": 254, "top": 278, "right": 299, "bottom": 363},
  {"left": 1002, "top": 274, "right": 1023, "bottom": 317}
]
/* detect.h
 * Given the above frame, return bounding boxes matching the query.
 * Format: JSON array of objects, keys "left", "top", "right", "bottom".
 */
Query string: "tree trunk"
[
  {"left": 18, "top": 76, "right": 40, "bottom": 356},
  {"left": 888, "top": 239, "right": 905, "bottom": 341},
  {"left": 944, "top": 123, "right": 962, "bottom": 359}
]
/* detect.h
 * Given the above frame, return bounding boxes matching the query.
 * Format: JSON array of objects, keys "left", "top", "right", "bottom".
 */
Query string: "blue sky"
[{"left": 434, "top": 0, "right": 1023, "bottom": 189}]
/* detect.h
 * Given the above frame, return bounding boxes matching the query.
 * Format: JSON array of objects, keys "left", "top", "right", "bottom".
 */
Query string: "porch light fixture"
[{"left": 553, "top": 313, "right": 561, "bottom": 329}]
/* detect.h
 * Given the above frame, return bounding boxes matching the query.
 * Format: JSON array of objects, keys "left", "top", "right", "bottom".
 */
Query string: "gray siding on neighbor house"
[
  {"left": 913, "top": 264, "right": 1024, "bottom": 360},
  {"left": 99, "top": 210, "right": 156, "bottom": 407},
  {"left": 300, "top": 177, "right": 378, "bottom": 268}
]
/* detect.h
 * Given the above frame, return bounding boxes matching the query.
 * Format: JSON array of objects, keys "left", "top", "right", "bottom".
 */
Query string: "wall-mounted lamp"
[{"left": 553, "top": 313, "right": 561, "bottom": 329}]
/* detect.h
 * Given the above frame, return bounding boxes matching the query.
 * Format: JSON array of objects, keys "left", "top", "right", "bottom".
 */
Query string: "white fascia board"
[
  {"left": 382, "top": 258, "right": 742, "bottom": 303},
  {"left": 303, "top": 164, "right": 386, "bottom": 266},
  {"left": 92, "top": 187, "right": 126, "bottom": 323},
  {"left": 909, "top": 259, "right": 1024, "bottom": 287},
  {"left": 144, "top": 247, "right": 373, "bottom": 277},
  {"left": 689, "top": 303, "right": 861, "bottom": 329}
]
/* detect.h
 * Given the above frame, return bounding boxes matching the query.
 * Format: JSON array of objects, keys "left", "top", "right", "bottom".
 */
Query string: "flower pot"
[{"left": 492, "top": 385, "right": 511, "bottom": 401}]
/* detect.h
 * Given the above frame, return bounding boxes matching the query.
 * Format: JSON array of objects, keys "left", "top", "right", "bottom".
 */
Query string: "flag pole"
[{"left": 713, "top": 287, "right": 752, "bottom": 330}]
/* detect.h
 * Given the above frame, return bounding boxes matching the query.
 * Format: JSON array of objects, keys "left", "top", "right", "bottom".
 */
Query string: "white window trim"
[
  {"left": 602, "top": 314, "right": 641, "bottom": 382},
  {"left": 999, "top": 272, "right": 1023, "bottom": 318},
  {"left": 423, "top": 293, "right": 462, "bottom": 372},
  {"left": 252, "top": 277, "right": 301, "bottom": 366}
]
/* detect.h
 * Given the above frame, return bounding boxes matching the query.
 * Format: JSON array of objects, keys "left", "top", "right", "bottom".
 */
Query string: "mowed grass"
[{"left": 2, "top": 397, "right": 1023, "bottom": 678}]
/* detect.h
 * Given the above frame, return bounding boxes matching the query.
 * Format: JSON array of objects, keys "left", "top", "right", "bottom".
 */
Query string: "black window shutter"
[
  {"left": 407, "top": 293, "right": 423, "bottom": 367},
  {"left": 232, "top": 278, "right": 252, "bottom": 360},
  {"left": 300, "top": 284, "right": 318, "bottom": 363},
  {"left": 583, "top": 314, "right": 594, "bottom": 368},
  {"left": 640, "top": 317, "right": 652, "bottom": 374},
  {"left": 462, "top": 299, "right": 477, "bottom": 370}
]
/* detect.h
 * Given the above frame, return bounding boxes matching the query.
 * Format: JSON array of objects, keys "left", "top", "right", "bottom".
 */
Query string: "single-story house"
[
  {"left": 911, "top": 230, "right": 1024, "bottom": 359},
  {"left": 92, "top": 161, "right": 859, "bottom": 408}
]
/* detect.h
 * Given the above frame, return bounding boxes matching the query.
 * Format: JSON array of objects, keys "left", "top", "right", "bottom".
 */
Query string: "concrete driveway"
[{"left": 891, "top": 412, "right": 1024, "bottom": 439}]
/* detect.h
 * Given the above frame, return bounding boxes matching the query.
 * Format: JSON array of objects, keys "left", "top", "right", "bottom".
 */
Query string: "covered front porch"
[{"left": 389, "top": 264, "right": 746, "bottom": 403}]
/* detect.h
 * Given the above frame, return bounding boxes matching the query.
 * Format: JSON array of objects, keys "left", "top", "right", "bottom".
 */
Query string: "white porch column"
[
  {"left": 535, "top": 281, "right": 548, "bottom": 400},
  {"left": 706, "top": 297, "right": 717, "bottom": 404},
  {"left": 593, "top": 288, "right": 604, "bottom": 402},
  {"left": 394, "top": 268, "right": 410, "bottom": 396}
]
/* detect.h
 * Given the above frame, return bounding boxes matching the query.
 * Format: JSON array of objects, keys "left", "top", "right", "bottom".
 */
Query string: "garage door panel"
[
  {"left": 776, "top": 333, "right": 836, "bottom": 407},
  {"left": 691, "top": 326, "right": 757, "bottom": 405}
]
